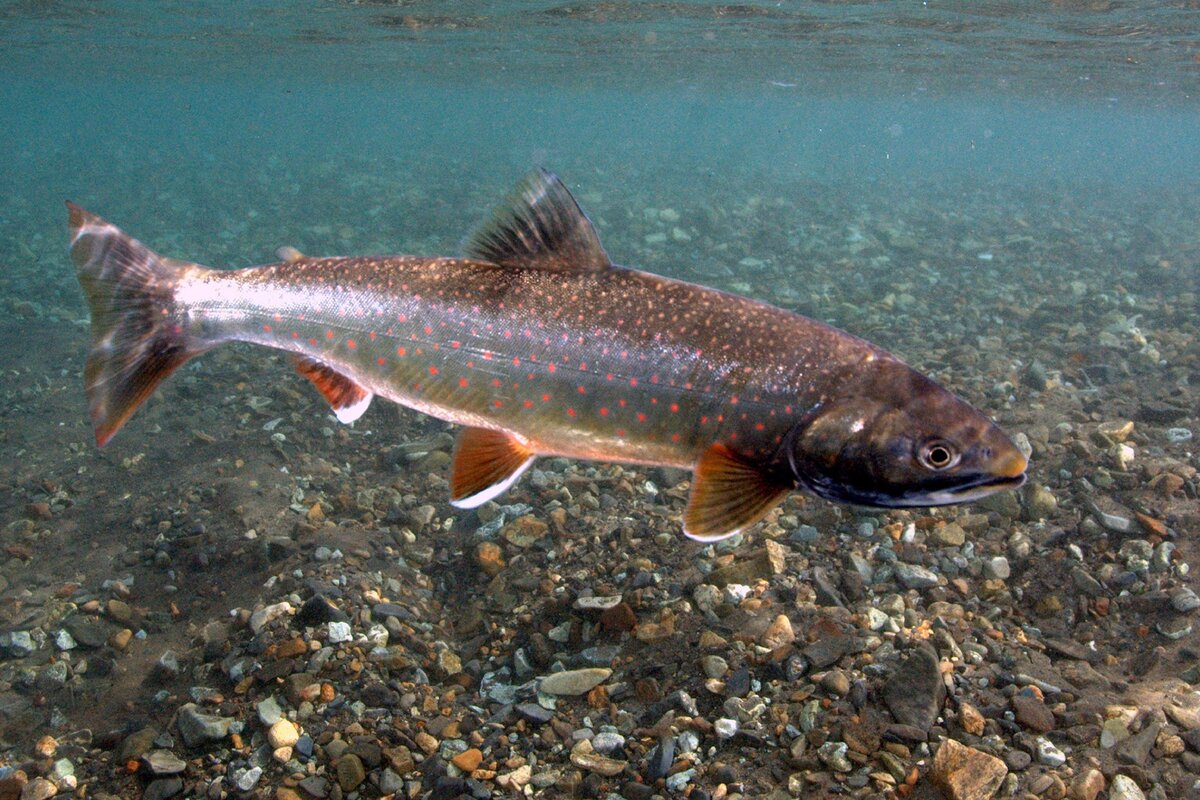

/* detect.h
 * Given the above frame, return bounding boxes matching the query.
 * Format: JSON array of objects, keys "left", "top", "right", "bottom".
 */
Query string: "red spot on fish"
[
  {"left": 629, "top": 378, "right": 638, "bottom": 387},
  {"left": 579, "top": 361, "right": 587, "bottom": 370},
  {"left": 428, "top": 366, "right": 438, "bottom": 376},
  {"left": 577, "top": 386, "right": 586, "bottom": 395},
  {"left": 398, "top": 314, "right": 407, "bottom": 322},
  {"left": 451, "top": 340, "right": 461, "bottom": 349},
  {"left": 325, "top": 330, "right": 334, "bottom": 339},
  {"left": 616, "top": 429, "right": 626, "bottom": 437},
  {"left": 542, "top": 393, "right": 551, "bottom": 402},
  {"left": 784, "top": 405, "right": 793, "bottom": 414},
  {"left": 618, "top": 399, "right": 626, "bottom": 408},
  {"left": 755, "top": 422, "right": 765, "bottom": 431},
  {"left": 377, "top": 357, "right": 386, "bottom": 365},
  {"left": 309, "top": 338, "right": 318, "bottom": 346},
  {"left": 527, "top": 372, "right": 535, "bottom": 380},
  {"left": 523, "top": 399, "right": 534, "bottom": 409},
  {"left": 636, "top": 412, "right": 647, "bottom": 423},
  {"left": 700, "top": 415, "right": 709, "bottom": 424},
  {"left": 397, "top": 347, "right": 407, "bottom": 357},
  {"left": 512, "top": 357, "right": 521, "bottom": 366},
  {"left": 606, "top": 373, "right": 614, "bottom": 381},
  {"left": 599, "top": 407, "right": 609, "bottom": 416},
  {"left": 262, "top": 324, "right": 272, "bottom": 333},
  {"left": 671, "top": 433, "right": 681, "bottom": 442},
  {"left": 547, "top": 364, "right": 556, "bottom": 374},
  {"left": 369, "top": 331, "right": 377, "bottom": 341},
  {"left": 291, "top": 331, "right": 300, "bottom": 339},
  {"left": 650, "top": 375, "right": 659, "bottom": 384},
  {"left": 424, "top": 325, "right": 433, "bottom": 335},
  {"left": 670, "top": 403, "right": 679, "bottom": 413},
  {"left": 347, "top": 339, "right": 356, "bottom": 350},
  {"left": 458, "top": 377, "right": 469, "bottom": 389},
  {"left": 730, "top": 396, "right": 739, "bottom": 405},
  {"left": 491, "top": 378, "right": 502, "bottom": 388},
  {"left": 494, "top": 399, "right": 504, "bottom": 408},
  {"left": 567, "top": 408, "right": 576, "bottom": 417}
]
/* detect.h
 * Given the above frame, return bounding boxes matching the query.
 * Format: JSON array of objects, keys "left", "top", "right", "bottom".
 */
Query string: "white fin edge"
[
  {"left": 333, "top": 392, "right": 373, "bottom": 424},
  {"left": 450, "top": 456, "right": 536, "bottom": 509}
]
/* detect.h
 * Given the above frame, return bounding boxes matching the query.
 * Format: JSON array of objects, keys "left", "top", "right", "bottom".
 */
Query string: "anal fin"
[
  {"left": 683, "top": 444, "right": 792, "bottom": 542},
  {"left": 292, "top": 355, "right": 373, "bottom": 424},
  {"left": 450, "top": 427, "right": 536, "bottom": 508}
]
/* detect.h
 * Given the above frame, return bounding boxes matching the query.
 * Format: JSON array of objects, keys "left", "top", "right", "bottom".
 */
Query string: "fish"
[{"left": 67, "top": 169, "right": 1027, "bottom": 541}]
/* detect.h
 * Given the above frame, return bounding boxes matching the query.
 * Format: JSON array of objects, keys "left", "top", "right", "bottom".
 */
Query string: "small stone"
[
  {"left": 451, "top": 748, "right": 483, "bottom": 772},
  {"left": 821, "top": 670, "right": 850, "bottom": 697},
  {"left": 268, "top": 719, "right": 299, "bottom": 749},
  {"left": 516, "top": 703, "right": 553, "bottom": 724},
  {"left": 930, "top": 739, "right": 1007, "bottom": 800},
  {"left": 895, "top": 563, "right": 940, "bottom": 589},
  {"left": 569, "top": 741, "right": 626, "bottom": 776},
  {"left": 1012, "top": 693, "right": 1055, "bottom": 732},
  {"left": 234, "top": 767, "right": 262, "bottom": 793},
  {"left": 760, "top": 614, "right": 795, "bottom": 648},
  {"left": 700, "top": 655, "right": 728, "bottom": 679},
  {"left": 1069, "top": 768, "right": 1105, "bottom": 800},
  {"left": 175, "top": 703, "right": 231, "bottom": 748},
  {"left": 982, "top": 557, "right": 1010, "bottom": 580},
  {"left": 803, "top": 634, "right": 862, "bottom": 668},
  {"left": 714, "top": 718, "right": 739, "bottom": 739},
  {"left": 1036, "top": 736, "right": 1066, "bottom": 767},
  {"left": 34, "top": 736, "right": 57, "bottom": 759},
  {"left": 1024, "top": 485, "right": 1058, "bottom": 519},
  {"left": 109, "top": 628, "right": 133, "bottom": 650},
  {"left": 959, "top": 702, "right": 985, "bottom": 736},
  {"left": 414, "top": 731, "right": 438, "bottom": 755},
  {"left": 501, "top": 515, "right": 548, "bottom": 547},
  {"left": 336, "top": 754, "right": 366, "bottom": 792},
  {"left": 142, "top": 750, "right": 186, "bottom": 776},
  {"left": 19, "top": 778, "right": 57, "bottom": 800},
  {"left": 929, "top": 523, "right": 965, "bottom": 547},
  {"left": 256, "top": 696, "right": 283, "bottom": 726},
  {"left": 117, "top": 727, "right": 159, "bottom": 762},
  {"left": 599, "top": 602, "right": 637, "bottom": 631},
  {"left": 497, "top": 764, "right": 532, "bottom": 790},
  {"left": 884, "top": 647, "right": 944, "bottom": 733},
  {"left": 474, "top": 541, "right": 504, "bottom": 576},
  {"left": 817, "top": 741, "right": 852, "bottom": 772},
  {"left": 248, "top": 602, "right": 293, "bottom": 634},
  {"left": 1107, "top": 775, "right": 1145, "bottom": 800},
  {"left": 141, "top": 778, "right": 183, "bottom": 800},
  {"left": 539, "top": 667, "right": 611, "bottom": 696},
  {"left": 326, "top": 621, "right": 352, "bottom": 643},
  {"left": 1116, "top": 722, "right": 1159, "bottom": 766}
]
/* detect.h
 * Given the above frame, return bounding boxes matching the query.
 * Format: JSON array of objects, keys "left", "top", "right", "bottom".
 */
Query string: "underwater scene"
[{"left": 2, "top": 1, "right": 1200, "bottom": 799}]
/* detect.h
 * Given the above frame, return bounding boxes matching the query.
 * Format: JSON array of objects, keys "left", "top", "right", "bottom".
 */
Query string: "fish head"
[{"left": 785, "top": 361, "right": 1027, "bottom": 508}]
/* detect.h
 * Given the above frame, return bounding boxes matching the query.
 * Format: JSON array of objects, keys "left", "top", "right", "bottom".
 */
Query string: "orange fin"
[
  {"left": 449, "top": 427, "right": 536, "bottom": 508},
  {"left": 683, "top": 444, "right": 792, "bottom": 542},
  {"left": 292, "top": 356, "right": 373, "bottom": 423}
]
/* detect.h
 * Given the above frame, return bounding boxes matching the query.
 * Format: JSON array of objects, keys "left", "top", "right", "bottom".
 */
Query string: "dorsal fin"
[
  {"left": 276, "top": 246, "right": 306, "bottom": 263},
  {"left": 465, "top": 168, "right": 612, "bottom": 273}
]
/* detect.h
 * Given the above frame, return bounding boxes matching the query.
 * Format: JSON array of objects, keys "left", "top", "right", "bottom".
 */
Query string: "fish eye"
[{"left": 918, "top": 439, "right": 959, "bottom": 471}]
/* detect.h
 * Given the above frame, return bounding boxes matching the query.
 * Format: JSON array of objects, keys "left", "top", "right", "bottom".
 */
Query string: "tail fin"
[{"left": 67, "top": 202, "right": 208, "bottom": 446}]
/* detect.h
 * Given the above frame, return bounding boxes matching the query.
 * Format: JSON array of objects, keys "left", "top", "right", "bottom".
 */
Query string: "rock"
[
  {"left": 930, "top": 739, "right": 1007, "bottom": 800},
  {"left": 1116, "top": 722, "right": 1160, "bottom": 766},
  {"left": 895, "top": 563, "right": 940, "bottom": 589},
  {"left": 268, "top": 719, "right": 300, "bottom": 749},
  {"left": 142, "top": 750, "right": 186, "bottom": 776},
  {"left": 959, "top": 702, "right": 985, "bottom": 736},
  {"left": 1069, "top": 768, "right": 1105, "bottom": 800},
  {"left": 714, "top": 718, "right": 739, "bottom": 739},
  {"left": 884, "top": 647, "right": 944, "bottom": 733},
  {"left": 760, "top": 614, "right": 795, "bottom": 648},
  {"left": 817, "top": 741, "right": 852, "bottom": 772},
  {"left": 1172, "top": 587, "right": 1200, "bottom": 613},
  {"left": 63, "top": 616, "right": 108, "bottom": 649},
  {"left": 1036, "top": 736, "right": 1066, "bottom": 767},
  {"left": 19, "top": 778, "right": 56, "bottom": 800},
  {"left": 569, "top": 741, "right": 625, "bottom": 776},
  {"left": 248, "top": 602, "right": 293, "bottom": 634},
  {"left": 234, "top": 767, "right": 262, "bottom": 792},
  {"left": 117, "top": 727, "right": 159, "bottom": 762},
  {"left": 140, "top": 778, "right": 183, "bottom": 800},
  {"left": 705, "top": 542, "right": 785, "bottom": 587},
  {"left": 700, "top": 655, "right": 728, "bottom": 679},
  {"left": 295, "top": 595, "right": 346, "bottom": 626},
  {"left": 451, "top": 748, "right": 483, "bottom": 772},
  {"left": 929, "top": 523, "right": 966, "bottom": 547},
  {"left": 326, "top": 621, "right": 352, "bottom": 643},
  {"left": 1107, "top": 775, "right": 1145, "bottom": 800},
  {"left": 821, "top": 669, "right": 850, "bottom": 697},
  {"left": 1012, "top": 693, "right": 1055, "bottom": 732},
  {"left": 175, "top": 703, "right": 231, "bottom": 748},
  {"left": 1024, "top": 485, "right": 1058, "bottom": 519},
  {"left": 982, "top": 557, "right": 1010, "bottom": 580},
  {"left": 501, "top": 515, "right": 548, "bottom": 547},
  {"left": 516, "top": 703, "right": 554, "bottom": 724},
  {"left": 803, "top": 635, "right": 863, "bottom": 669},
  {"left": 539, "top": 668, "right": 610, "bottom": 696},
  {"left": 256, "top": 696, "right": 283, "bottom": 726},
  {"left": 336, "top": 754, "right": 366, "bottom": 792},
  {"left": 475, "top": 542, "right": 505, "bottom": 576}
]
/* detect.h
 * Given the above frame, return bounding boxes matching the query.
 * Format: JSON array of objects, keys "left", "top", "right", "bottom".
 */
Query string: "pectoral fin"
[
  {"left": 683, "top": 444, "right": 792, "bottom": 542},
  {"left": 292, "top": 355, "right": 373, "bottom": 423},
  {"left": 450, "top": 427, "right": 537, "bottom": 508}
]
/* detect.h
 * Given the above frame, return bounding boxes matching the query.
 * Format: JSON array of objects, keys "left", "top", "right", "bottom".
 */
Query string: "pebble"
[
  {"left": 1108, "top": 775, "right": 1146, "bottom": 800},
  {"left": 760, "top": 614, "right": 795, "bottom": 648},
  {"left": 267, "top": 718, "right": 299, "bottom": 749},
  {"left": 895, "top": 563, "right": 940, "bottom": 589},
  {"left": 539, "top": 668, "right": 611, "bottom": 696},
  {"left": 326, "top": 621, "right": 352, "bottom": 643},
  {"left": 256, "top": 696, "right": 283, "bottom": 726},
  {"left": 884, "top": 647, "right": 943, "bottom": 732},
  {"left": 248, "top": 602, "right": 292, "bottom": 634},
  {"left": 1036, "top": 736, "right": 1066, "bottom": 767},
  {"left": 1172, "top": 587, "right": 1200, "bottom": 613},
  {"left": 1069, "top": 768, "right": 1106, "bottom": 800},
  {"left": 982, "top": 556, "right": 1011, "bottom": 580},
  {"left": 929, "top": 739, "right": 1008, "bottom": 800},
  {"left": 700, "top": 655, "right": 728, "bottom": 679},
  {"left": 336, "top": 754, "right": 366, "bottom": 792},
  {"left": 817, "top": 741, "right": 852, "bottom": 772},
  {"left": 1012, "top": 693, "right": 1055, "bottom": 732},
  {"left": 142, "top": 750, "right": 186, "bottom": 775},
  {"left": 714, "top": 718, "right": 739, "bottom": 739},
  {"left": 175, "top": 704, "right": 231, "bottom": 748},
  {"left": 821, "top": 669, "right": 850, "bottom": 697}
]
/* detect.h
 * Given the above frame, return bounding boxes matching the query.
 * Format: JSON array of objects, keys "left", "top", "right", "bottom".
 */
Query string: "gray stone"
[
  {"left": 895, "top": 563, "right": 940, "bottom": 589},
  {"left": 539, "top": 668, "right": 610, "bottom": 696},
  {"left": 142, "top": 750, "right": 186, "bottom": 775},
  {"left": 256, "top": 696, "right": 282, "bottom": 726},
  {"left": 234, "top": 767, "right": 262, "bottom": 792},
  {"left": 175, "top": 703, "right": 231, "bottom": 748},
  {"left": 142, "top": 778, "right": 183, "bottom": 800},
  {"left": 516, "top": 703, "right": 554, "bottom": 724},
  {"left": 803, "top": 635, "right": 863, "bottom": 669},
  {"left": 714, "top": 718, "right": 738, "bottom": 739},
  {"left": 1036, "top": 736, "right": 1066, "bottom": 767},
  {"left": 884, "top": 647, "right": 943, "bottom": 733},
  {"left": 700, "top": 656, "right": 728, "bottom": 679},
  {"left": 63, "top": 615, "right": 108, "bottom": 648},
  {"left": 1173, "top": 587, "right": 1200, "bottom": 613},
  {"left": 1117, "top": 722, "right": 1160, "bottom": 767},
  {"left": 818, "top": 741, "right": 852, "bottom": 772},
  {"left": 1109, "top": 775, "right": 1146, "bottom": 800},
  {"left": 982, "top": 556, "right": 1011, "bottom": 580}
]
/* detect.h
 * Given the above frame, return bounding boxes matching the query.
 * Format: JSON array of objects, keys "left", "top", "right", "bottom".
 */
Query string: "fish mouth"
[{"left": 802, "top": 469, "right": 1027, "bottom": 509}]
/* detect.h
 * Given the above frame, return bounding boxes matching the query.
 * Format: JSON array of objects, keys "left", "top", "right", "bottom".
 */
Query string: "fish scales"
[
  {"left": 183, "top": 254, "right": 878, "bottom": 468},
  {"left": 68, "top": 168, "right": 1027, "bottom": 540}
]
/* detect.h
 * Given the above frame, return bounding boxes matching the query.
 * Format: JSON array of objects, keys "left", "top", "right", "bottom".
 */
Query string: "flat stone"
[
  {"left": 539, "top": 668, "right": 610, "bottom": 696},
  {"left": 569, "top": 742, "right": 625, "bottom": 776},
  {"left": 1069, "top": 768, "right": 1105, "bottom": 800},
  {"left": 175, "top": 703, "right": 231, "bottom": 748},
  {"left": 117, "top": 727, "right": 159, "bottom": 762},
  {"left": 19, "top": 778, "right": 57, "bottom": 800},
  {"left": 1116, "top": 722, "right": 1160, "bottom": 766},
  {"left": 930, "top": 739, "right": 1007, "bottom": 800},
  {"left": 248, "top": 602, "right": 293, "bottom": 634},
  {"left": 803, "top": 635, "right": 863, "bottom": 669},
  {"left": 1036, "top": 737, "right": 1066, "bottom": 767},
  {"left": 141, "top": 750, "right": 186, "bottom": 775},
  {"left": 335, "top": 754, "right": 366, "bottom": 792},
  {"left": 884, "top": 647, "right": 944, "bottom": 733},
  {"left": 452, "top": 748, "right": 483, "bottom": 772},
  {"left": 705, "top": 542, "right": 785, "bottom": 587},
  {"left": 1012, "top": 694, "right": 1055, "bottom": 732},
  {"left": 895, "top": 563, "right": 940, "bottom": 589},
  {"left": 760, "top": 614, "right": 795, "bottom": 648},
  {"left": 516, "top": 703, "right": 553, "bottom": 724},
  {"left": 256, "top": 696, "right": 283, "bottom": 726},
  {"left": 141, "top": 778, "right": 183, "bottom": 800}
]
